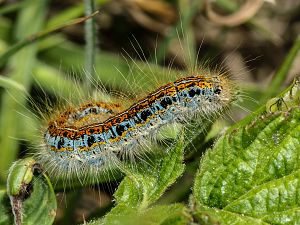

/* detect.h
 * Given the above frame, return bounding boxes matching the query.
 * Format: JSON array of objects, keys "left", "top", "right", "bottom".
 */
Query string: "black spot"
[
  {"left": 172, "top": 96, "right": 177, "bottom": 102},
  {"left": 57, "top": 137, "right": 64, "bottom": 149},
  {"left": 214, "top": 87, "right": 222, "bottom": 95},
  {"left": 115, "top": 124, "right": 126, "bottom": 136},
  {"left": 87, "top": 135, "right": 95, "bottom": 147},
  {"left": 188, "top": 89, "right": 196, "bottom": 97},
  {"left": 140, "top": 109, "right": 152, "bottom": 121},
  {"left": 63, "top": 131, "right": 68, "bottom": 137},
  {"left": 160, "top": 97, "right": 173, "bottom": 109},
  {"left": 195, "top": 88, "right": 201, "bottom": 95},
  {"left": 89, "top": 128, "right": 95, "bottom": 134},
  {"left": 201, "top": 89, "right": 205, "bottom": 95},
  {"left": 90, "top": 107, "right": 97, "bottom": 113}
]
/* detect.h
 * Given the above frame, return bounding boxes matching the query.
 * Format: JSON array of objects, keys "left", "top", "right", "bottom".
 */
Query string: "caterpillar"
[{"left": 35, "top": 73, "right": 236, "bottom": 183}]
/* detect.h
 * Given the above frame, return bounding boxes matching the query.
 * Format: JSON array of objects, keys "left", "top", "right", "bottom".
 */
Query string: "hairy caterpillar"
[{"left": 35, "top": 72, "right": 236, "bottom": 183}]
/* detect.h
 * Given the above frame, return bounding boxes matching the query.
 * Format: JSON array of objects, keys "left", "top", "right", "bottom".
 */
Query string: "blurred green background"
[{"left": 0, "top": 0, "right": 300, "bottom": 223}]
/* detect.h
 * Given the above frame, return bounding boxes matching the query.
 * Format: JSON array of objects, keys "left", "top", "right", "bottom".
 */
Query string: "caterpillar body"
[{"left": 36, "top": 73, "right": 235, "bottom": 182}]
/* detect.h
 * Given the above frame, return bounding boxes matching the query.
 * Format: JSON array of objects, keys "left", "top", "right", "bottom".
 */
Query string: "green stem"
[{"left": 84, "top": 0, "right": 97, "bottom": 88}]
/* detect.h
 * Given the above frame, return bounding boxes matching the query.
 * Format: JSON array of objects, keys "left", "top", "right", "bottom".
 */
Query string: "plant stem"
[{"left": 84, "top": 0, "right": 97, "bottom": 88}]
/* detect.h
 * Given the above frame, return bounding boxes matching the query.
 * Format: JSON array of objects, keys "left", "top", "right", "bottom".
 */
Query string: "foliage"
[{"left": 1, "top": 0, "right": 300, "bottom": 224}]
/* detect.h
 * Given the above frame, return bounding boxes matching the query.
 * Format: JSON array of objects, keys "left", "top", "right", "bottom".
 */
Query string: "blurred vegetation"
[{"left": 0, "top": 0, "right": 300, "bottom": 224}]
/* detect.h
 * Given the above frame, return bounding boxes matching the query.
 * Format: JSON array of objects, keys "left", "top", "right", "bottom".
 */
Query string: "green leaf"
[
  {"left": 115, "top": 134, "right": 185, "bottom": 208},
  {"left": 7, "top": 158, "right": 36, "bottom": 196},
  {"left": 0, "top": 0, "right": 48, "bottom": 181},
  {"left": 262, "top": 35, "right": 300, "bottom": 102},
  {"left": 225, "top": 172, "right": 300, "bottom": 224},
  {"left": 6, "top": 158, "right": 57, "bottom": 225},
  {"left": 94, "top": 204, "right": 191, "bottom": 225},
  {"left": 192, "top": 205, "right": 269, "bottom": 225},
  {"left": 0, "top": 76, "right": 27, "bottom": 93},
  {"left": 193, "top": 78, "right": 300, "bottom": 224},
  {"left": 0, "top": 189, "right": 13, "bottom": 225},
  {"left": 99, "top": 133, "right": 186, "bottom": 224}
]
